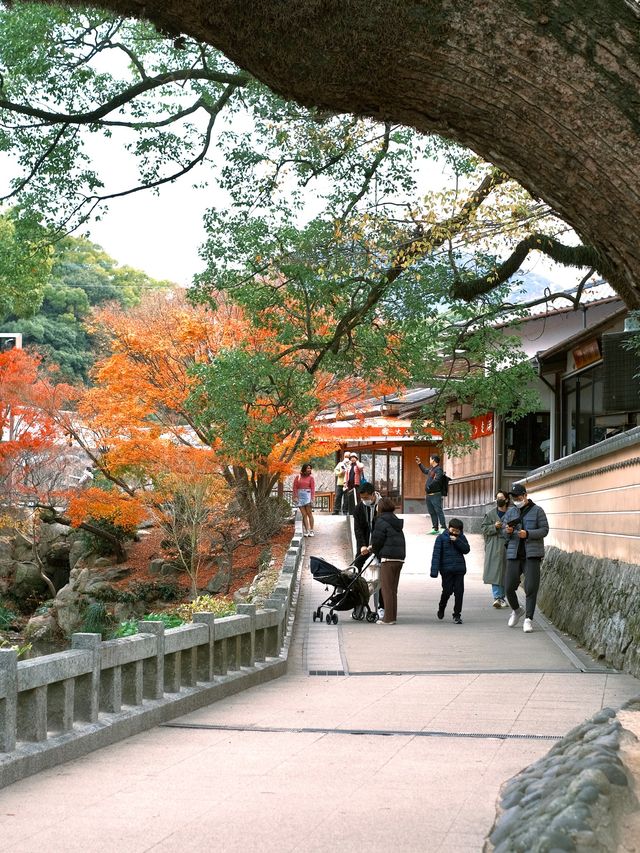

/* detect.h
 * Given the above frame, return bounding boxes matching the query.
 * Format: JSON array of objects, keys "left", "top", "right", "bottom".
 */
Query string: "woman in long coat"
[{"left": 481, "top": 490, "right": 509, "bottom": 608}]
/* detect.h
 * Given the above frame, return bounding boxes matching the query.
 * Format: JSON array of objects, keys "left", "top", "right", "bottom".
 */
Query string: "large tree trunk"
[{"left": 37, "top": 0, "right": 640, "bottom": 307}]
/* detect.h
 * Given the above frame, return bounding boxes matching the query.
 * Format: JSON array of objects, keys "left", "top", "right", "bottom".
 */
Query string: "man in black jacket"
[
  {"left": 353, "top": 482, "right": 381, "bottom": 556},
  {"left": 416, "top": 453, "right": 446, "bottom": 534},
  {"left": 353, "top": 482, "right": 384, "bottom": 617}
]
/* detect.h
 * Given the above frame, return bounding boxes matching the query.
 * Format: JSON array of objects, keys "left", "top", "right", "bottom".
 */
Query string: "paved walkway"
[{"left": 1, "top": 515, "right": 638, "bottom": 852}]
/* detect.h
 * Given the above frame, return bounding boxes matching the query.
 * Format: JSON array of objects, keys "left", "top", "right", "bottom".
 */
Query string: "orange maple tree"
[{"left": 46, "top": 290, "right": 396, "bottom": 532}]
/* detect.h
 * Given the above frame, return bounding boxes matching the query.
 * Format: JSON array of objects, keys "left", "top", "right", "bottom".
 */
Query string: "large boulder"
[
  {"left": 36, "top": 522, "right": 73, "bottom": 560},
  {"left": 68, "top": 537, "right": 89, "bottom": 570},
  {"left": 12, "top": 561, "right": 48, "bottom": 599},
  {"left": 11, "top": 531, "right": 34, "bottom": 563},
  {"left": 24, "top": 611, "right": 58, "bottom": 643}
]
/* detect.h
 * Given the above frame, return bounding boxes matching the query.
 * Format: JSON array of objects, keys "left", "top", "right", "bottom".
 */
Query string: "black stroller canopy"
[{"left": 310, "top": 556, "right": 343, "bottom": 580}]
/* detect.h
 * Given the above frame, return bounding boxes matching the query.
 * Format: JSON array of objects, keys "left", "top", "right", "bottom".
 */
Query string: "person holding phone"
[
  {"left": 502, "top": 484, "right": 549, "bottom": 633},
  {"left": 416, "top": 453, "right": 446, "bottom": 534}
]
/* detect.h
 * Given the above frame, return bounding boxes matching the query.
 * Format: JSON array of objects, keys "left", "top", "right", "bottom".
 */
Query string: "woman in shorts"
[{"left": 293, "top": 463, "right": 316, "bottom": 537}]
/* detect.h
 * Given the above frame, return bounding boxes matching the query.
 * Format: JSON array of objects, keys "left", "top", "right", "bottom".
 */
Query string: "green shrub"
[
  {"left": 82, "top": 601, "right": 114, "bottom": 638},
  {"left": 111, "top": 611, "right": 185, "bottom": 638},
  {"left": 93, "top": 580, "right": 181, "bottom": 604},
  {"left": 175, "top": 595, "right": 236, "bottom": 622},
  {"left": 0, "top": 603, "right": 18, "bottom": 630}
]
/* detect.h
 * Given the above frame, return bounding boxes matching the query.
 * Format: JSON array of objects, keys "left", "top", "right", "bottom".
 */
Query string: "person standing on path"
[
  {"left": 430, "top": 518, "right": 470, "bottom": 624},
  {"left": 416, "top": 453, "right": 446, "bottom": 533},
  {"left": 343, "top": 452, "right": 365, "bottom": 515},
  {"left": 481, "top": 490, "right": 510, "bottom": 608},
  {"left": 293, "top": 463, "right": 316, "bottom": 537},
  {"left": 502, "top": 483, "right": 549, "bottom": 633},
  {"left": 353, "top": 481, "right": 384, "bottom": 617},
  {"left": 367, "top": 496, "right": 405, "bottom": 625},
  {"left": 332, "top": 452, "right": 350, "bottom": 515}
]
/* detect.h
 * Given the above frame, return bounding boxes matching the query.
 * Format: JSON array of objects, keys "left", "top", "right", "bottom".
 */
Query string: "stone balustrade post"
[
  {"left": 138, "top": 621, "right": 165, "bottom": 699},
  {"left": 265, "top": 598, "right": 284, "bottom": 655},
  {"left": 71, "top": 633, "right": 102, "bottom": 723},
  {"left": 0, "top": 648, "right": 18, "bottom": 753},
  {"left": 192, "top": 613, "right": 216, "bottom": 682},
  {"left": 236, "top": 603, "right": 256, "bottom": 667}
]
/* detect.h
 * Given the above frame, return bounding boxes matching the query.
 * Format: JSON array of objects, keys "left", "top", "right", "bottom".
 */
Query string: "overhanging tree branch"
[{"left": 450, "top": 234, "right": 608, "bottom": 301}]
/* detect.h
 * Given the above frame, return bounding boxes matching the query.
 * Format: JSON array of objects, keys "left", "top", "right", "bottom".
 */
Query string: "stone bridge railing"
[{"left": 0, "top": 520, "right": 303, "bottom": 789}]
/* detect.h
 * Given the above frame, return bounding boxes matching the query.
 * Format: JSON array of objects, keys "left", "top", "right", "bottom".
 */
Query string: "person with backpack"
[
  {"left": 502, "top": 484, "right": 549, "bottom": 633},
  {"left": 430, "top": 518, "right": 470, "bottom": 624},
  {"left": 416, "top": 453, "right": 447, "bottom": 534}
]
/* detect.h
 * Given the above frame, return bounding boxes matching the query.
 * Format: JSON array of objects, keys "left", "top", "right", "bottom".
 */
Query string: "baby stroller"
[{"left": 310, "top": 553, "right": 380, "bottom": 625}]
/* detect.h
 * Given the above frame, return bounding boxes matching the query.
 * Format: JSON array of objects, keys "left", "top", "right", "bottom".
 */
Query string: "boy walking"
[{"left": 430, "top": 519, "right": 470, "bottom": 624}]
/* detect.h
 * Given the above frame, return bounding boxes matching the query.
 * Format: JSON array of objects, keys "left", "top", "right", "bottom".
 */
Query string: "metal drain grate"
[
  {"left": 161, "top": 721, "right": 561, "bottom": 741},
  {"left": 308, "top": 669, "right": 345, "bottom": 676}
]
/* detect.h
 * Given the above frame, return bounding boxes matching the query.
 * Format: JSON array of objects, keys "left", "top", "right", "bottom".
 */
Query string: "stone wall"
[{"left": 539, "top": 547, "right": 640, "bottom": 678}]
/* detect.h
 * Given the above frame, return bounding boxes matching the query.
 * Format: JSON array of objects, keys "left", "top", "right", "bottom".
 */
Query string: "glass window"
[
  {"left": 504, "top": 412, "right": 550, "bottom": 470},
  {"left": 562, "top": 364, "right": 610, "bottom": 455}
]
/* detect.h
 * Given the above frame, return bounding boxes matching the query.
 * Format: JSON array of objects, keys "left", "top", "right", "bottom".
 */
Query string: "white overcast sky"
[{"left": 2, "top": 135, "right": 585, "bottom": 292}]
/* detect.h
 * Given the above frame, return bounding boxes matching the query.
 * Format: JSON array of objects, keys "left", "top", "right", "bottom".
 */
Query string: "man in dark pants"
[
  {"left": 353, "top": 482, "right": 384, "bottom": 617},
  {"left": 502, "top": 484, "right": 549, "bottom": 634},
  {"left": 416, "top": 453, "right": 446, "bottom": 533}
]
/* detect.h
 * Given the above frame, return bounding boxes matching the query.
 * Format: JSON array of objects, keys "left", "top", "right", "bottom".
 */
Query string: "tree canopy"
[
  {"left": 9, "top": 0, "right": 638, "bottom": 309},
  {"left": 0, "top": 3, "right": 624, "bottom": 453},
  {"left": 1, "top": 232, "right": 174, "bottom": 380}
]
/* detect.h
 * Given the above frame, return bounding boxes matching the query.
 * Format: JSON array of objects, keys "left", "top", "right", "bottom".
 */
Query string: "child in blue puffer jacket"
[{"left": 430, "top": 518, "right": 470, "bottom": 624}]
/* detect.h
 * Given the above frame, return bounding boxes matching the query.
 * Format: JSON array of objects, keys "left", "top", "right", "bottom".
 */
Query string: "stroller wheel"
[
  {"left": 332, "top": 613, "right": 339, "bottom": 625},
  {"left": 312, "top": 611, "right": 317, "bottom": 622},
  {"left": 325, "top": 613, "right": 331, "bottom": 624},
  {"left": 366, "top": 612, "right": 378, "bottom": 623},
  {"left": 351, "top": 611, "right": 359, "bottom": 621}
]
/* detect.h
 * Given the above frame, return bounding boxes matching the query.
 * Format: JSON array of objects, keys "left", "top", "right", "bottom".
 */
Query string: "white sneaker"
[
  {"left": 308, "top": 530, "right": 314, "bottom": 537},
  {"left": 508, "top": 606, "right": 524, "bottom": 628},
  {"left": 303, "top": 532, "right": 309, "bottom": 537},
  {"left": 499, "top": 598, "right": 509, "bottom": 608},
  {"left": 378, "top": 608, "right": 385, "bottom": 620},
  {"left": 492, "top": 598, "right": 502, "bottom": 609},
  {"left": 523, "top": 618, "right": 534, "bottom": 633}
]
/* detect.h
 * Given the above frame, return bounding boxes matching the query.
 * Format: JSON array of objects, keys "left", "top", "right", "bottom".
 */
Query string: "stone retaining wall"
[
  {"left": 539, "top": 547, "right": 640, "bottom": 678},
  {"left": 0, "top": 518, "right": 304, "bottom": 789},
  {"left": 485, "top": 700, "right": 640, "bottom": 852}
]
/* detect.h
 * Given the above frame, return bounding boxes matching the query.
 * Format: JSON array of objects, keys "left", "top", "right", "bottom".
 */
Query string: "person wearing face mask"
[
  {"left": 353, "top": 482, "right": 385, "bottom": 616},
  {"left": 502, "top": 484, "right": 549, "bottom": 633},
  {"left": 481, "top": 490, "right": 510, "bottom": 608}
]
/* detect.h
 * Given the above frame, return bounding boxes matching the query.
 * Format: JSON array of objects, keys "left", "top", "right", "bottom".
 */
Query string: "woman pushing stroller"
[{"left": 363, "top": 496, "right": 405, "bottom": 625}]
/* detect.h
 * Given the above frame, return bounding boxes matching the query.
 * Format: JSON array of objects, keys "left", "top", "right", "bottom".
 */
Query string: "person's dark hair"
[
  {"left": 358, "top": 482, "right": 374, "bottom": 495},
  {"left": 495, "top": 490, "right": 508, "bottom": 499},
  {"left": 377, "top": 496, "right": 396, "bottom": 513},
  {"left": 448, "top": 518, "right": 464, "bottom": 531},
  {"left": 300, "top": 463, "right": 312, "bottom": 474},
  {"left": 430, "top": 453, "right": 441, "bottom": 464}
]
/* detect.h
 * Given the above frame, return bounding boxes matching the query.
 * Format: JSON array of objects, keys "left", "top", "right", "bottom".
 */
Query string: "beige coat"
[{"left": 481, "top": 507, "right": 507, "bottom": 586}]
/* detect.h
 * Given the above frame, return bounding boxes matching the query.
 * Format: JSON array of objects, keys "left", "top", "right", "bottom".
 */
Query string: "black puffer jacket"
[{"left": 371, "top": 512, "right": 406, "bottom": 560}]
